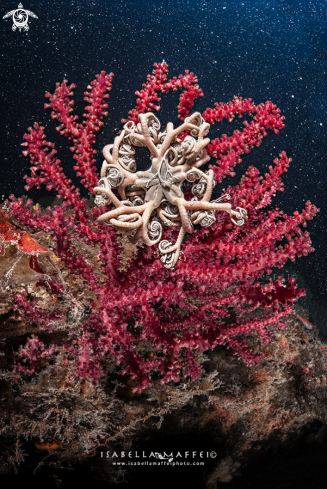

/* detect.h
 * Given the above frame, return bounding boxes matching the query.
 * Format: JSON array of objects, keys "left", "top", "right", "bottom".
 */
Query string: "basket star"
[{"left": 94, "top": 111, "right": 247, "bottom": 268}]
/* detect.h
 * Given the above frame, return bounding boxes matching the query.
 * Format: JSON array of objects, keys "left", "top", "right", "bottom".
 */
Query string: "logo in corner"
[{"left": 3, "top": 3, "right": 38, "bottom": 32}]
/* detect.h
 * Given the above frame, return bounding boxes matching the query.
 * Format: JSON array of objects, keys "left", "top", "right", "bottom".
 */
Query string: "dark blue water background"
[{"left": 1, "top": 0, "right": 326, "bottom": 325}]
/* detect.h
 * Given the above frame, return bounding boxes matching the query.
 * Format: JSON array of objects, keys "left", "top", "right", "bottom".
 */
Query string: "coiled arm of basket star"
[{"left": 94, "top": 112, "right": 247, "bottom": 268}]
